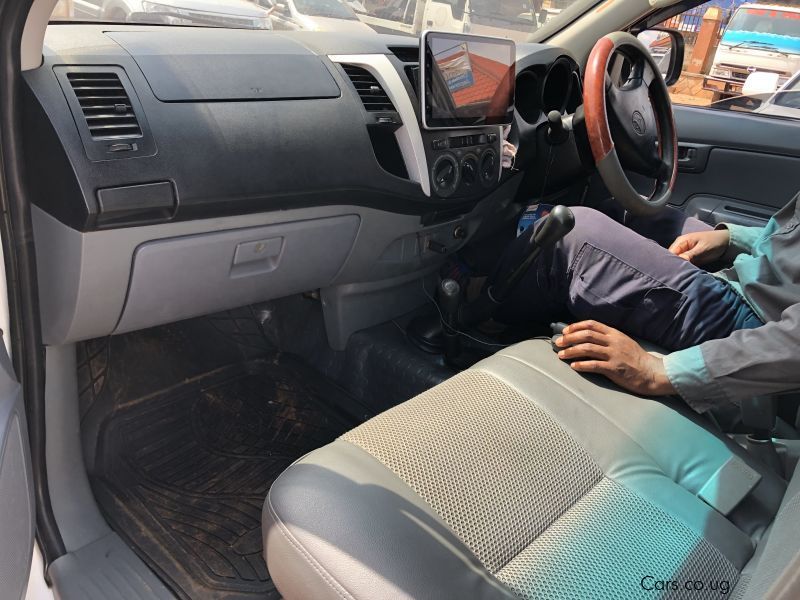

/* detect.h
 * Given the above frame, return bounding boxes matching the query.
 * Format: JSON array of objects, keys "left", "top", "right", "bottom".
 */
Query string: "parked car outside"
[
  {"left": 355, "top": 0, "right": 557, "bottom": 40},
  {"left": 55, "top": 0, "right": 273, "bottom": 28},
  {"left": 258, "top": 0, "right": 375, "bottom": 32},
  {"left": 705, "top": 3, "right": 800, "bottom": 99},
  {"left": 355, "top": 0, "right": 469, "bottom": 36},
  {"left": 754, "top": 67, "right": 800, "bottom": 117}
]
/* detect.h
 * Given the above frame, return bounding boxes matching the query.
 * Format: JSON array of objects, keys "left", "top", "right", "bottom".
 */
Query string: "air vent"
[
  {"left": 341, "top": 64, "right": 396, "bottom": 112},
  {"left": 66, "top": 72, "right": 142, "bottom": 139},
  {"left": 389, "top": 46, "right": 420, "bottom": 63},
  {"left": 405, "top": 65, "right": 419, "bottom": 96}
]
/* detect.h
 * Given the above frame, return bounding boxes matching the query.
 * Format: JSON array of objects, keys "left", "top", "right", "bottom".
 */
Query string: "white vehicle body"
[
  {"left": 356, "top": 0, "right": 471, "bottom": 36},
  {"left": 266, "top": 0, "right": 374, "bottom": 32},
  {"left": 69, "top": 0, "right": 273, "bottom": 28},
  {"left": 754, "top": 68, "right": 800, "bottom": 117},
  {"left": 355, "top": 0, "right": 550, "bottom": 41},
  {"left": 706, "top": 3, "right": 800, "bottom": 98}
]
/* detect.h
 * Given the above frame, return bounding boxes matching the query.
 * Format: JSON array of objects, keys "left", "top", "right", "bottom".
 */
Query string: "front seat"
[{"left": 262, "top": 340, "right": 795, "bottom": 599}]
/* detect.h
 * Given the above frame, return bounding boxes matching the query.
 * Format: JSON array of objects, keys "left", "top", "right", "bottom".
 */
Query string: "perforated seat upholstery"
[{"left": 263, "top": 340, "right": 797, "bottom": 599}]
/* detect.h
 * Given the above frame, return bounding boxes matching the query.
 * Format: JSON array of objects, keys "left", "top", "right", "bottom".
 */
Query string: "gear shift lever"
[
  {"left": 439, "top": 279, "right": 462, "bottom": 361},
  {"left": 459, "top": 205, "right": 576, "bottom": 326},
  {"left": 490, "top": 205, "right": 576, "bottom": 302},
  {"left": 407, "top": 206, "right": 575, "bottom": 362}
]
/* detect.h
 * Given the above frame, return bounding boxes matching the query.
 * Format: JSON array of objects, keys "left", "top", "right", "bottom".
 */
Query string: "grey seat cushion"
[{"left": 263, "top": 340, "right": 787, "bottom": 599}]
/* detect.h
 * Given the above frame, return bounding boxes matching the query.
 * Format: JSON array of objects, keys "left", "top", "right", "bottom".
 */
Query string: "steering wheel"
[{"left": 583, "top": 32, "right": 678, "bottom": 215}]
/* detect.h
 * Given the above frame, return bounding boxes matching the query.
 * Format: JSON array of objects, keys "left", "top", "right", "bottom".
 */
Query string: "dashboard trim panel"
[{"left": 329, "top": 53, "right": 431, "bottom": 196}]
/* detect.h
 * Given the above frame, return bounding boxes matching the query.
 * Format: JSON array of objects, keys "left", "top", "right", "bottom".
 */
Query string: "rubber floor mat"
[{"left": 91, "top": 355, "right": 359, "bottom": 599}]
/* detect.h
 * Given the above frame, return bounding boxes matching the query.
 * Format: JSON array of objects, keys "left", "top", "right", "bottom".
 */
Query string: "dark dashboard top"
[{"left": 25, "top": 25, "right": 575, "bottom": 231}]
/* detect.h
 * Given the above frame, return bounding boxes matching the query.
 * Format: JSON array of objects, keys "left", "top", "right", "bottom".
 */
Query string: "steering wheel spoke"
[
  {"left": 642, "top": 60, "right": 658, "bottom": 87},
  {"left": 604, "top": 71, "right": 614, "bottom": 93}
]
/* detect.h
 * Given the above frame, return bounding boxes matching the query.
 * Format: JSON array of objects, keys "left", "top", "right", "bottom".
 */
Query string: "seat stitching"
[
  {"left": 274, "top": 522, "right": 353, "bottom": 600},
  {"left": 267, "top": 496, "right": 356, "bottom": 600}
]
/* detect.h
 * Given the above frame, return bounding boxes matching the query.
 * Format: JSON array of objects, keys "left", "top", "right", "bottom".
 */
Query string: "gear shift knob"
[
  {"left": 438, "top": 279, "right": 462, "bottom": 362},
  {"left": 438, "top": 279, "right": 461, "bottom": 318},
  {"left": 532, "top": 205, "right": 575, "bottom": 249}
]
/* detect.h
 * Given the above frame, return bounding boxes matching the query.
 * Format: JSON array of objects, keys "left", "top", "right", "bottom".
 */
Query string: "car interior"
[{"left": 1, "top": 0, "right": 800, "bottom": 598}]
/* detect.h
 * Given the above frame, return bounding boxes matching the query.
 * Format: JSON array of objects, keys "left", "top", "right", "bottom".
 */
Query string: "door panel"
[
  {"left": 671, "top": 148, "right": 800, "bottom": 212},
  {"left": 0, "top": 347, "right": 34, "bottom": 600},
  {"left": 682, "top": 195, "right": 771, "bottom": 229},
  {"left": 672, "top": 106, "right": 800, "bottom": 227}
]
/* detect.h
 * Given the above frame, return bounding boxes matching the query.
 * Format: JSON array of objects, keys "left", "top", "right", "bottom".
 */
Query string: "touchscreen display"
[{"left": 421, "top": 32, "right": 515, "bottom": 129}]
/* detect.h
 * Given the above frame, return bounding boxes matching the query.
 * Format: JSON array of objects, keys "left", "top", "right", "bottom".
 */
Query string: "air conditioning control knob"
[
  {"left": 479, "top": 149, "right": 498, "bottom": 188},
  {"left": 431, "top": 153, "right": 460, "bottom": 198},
  {"left": 461, "top": 155, "right": 478, "bottom": 185}
]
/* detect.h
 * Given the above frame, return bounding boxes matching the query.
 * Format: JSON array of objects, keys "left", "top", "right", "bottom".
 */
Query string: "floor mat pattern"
[{"left": 91, "top": 349, "right": 358, "bottom": 599}]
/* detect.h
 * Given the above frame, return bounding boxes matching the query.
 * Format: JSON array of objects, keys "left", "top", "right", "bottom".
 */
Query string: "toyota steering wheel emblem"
[{"left": 632, "top": 111, "right": 646, "bottom": 135}]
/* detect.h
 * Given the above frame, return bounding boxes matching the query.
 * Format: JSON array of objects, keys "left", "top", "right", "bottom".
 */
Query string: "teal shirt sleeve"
[
  {"left": 663, "top": 346, "right": 729, "bottom": 413},
  {"left": 665, "top": 303, "right": 800, "bottom": 412},
  {"left": 715, "top": 223, "right": 764, "bottom": 255}
]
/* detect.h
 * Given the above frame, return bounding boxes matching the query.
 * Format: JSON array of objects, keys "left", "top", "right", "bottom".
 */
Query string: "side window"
[{"left": 654, "top": 1, "right": 800, "bottom": 121}]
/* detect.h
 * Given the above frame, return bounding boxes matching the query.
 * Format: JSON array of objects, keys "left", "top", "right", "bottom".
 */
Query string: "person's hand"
[
  {"left": 502, "top": 125, "right": 517, "bottom": 169},
  {"left": 555, "top": 321, "right": 675, "bottom": 396},
  {"left": 668, "top": 229, "right": 730, "bottom": 265},
  {"left": 501, "top": 140, "right": 517, "bottom": 169}
]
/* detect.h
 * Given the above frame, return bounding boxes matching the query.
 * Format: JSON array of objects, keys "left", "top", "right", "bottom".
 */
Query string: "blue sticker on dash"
[{"left": 517, "top": 203, "right": 553, "bottom": 237}]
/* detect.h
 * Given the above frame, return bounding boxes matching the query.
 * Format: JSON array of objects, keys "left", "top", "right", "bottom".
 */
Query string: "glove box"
[{"left": 115, "top": 214, "right": 360, "bottom": 333}]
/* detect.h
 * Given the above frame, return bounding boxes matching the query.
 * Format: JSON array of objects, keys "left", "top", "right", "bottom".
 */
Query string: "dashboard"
[{"left": 24, "top": 25, "right": 582, "bottom": 348}]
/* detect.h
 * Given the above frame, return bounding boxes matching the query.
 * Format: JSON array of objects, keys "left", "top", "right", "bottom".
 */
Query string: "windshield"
[{"left": 50, "top": 0, "right": 591, "bottom": 39}]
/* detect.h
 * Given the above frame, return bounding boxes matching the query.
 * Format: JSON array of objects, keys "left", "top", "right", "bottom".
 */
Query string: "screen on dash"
[{"left": 423, "top": 33, "right": 515, "bottom": 128}]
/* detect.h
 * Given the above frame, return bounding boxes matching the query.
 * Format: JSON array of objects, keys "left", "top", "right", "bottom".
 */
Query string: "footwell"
[{"left": 85, "top": 316, "right": 361, "bottom": 599}]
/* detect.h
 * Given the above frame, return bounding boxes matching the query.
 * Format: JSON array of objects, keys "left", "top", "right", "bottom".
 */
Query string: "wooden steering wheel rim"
[{"left": 582, "top": 32, "right": 678, "bottom": 215}]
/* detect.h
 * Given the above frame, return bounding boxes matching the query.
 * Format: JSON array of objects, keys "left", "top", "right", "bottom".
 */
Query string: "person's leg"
[
  {"left": 590, "top": 196, "right": 711, "bottom": 248},
  {"left": 497, "top": 207, "right": 760, "bottom": 350},
  {"left": 623, "top": 206, "right": 711, "bottom": 248}
]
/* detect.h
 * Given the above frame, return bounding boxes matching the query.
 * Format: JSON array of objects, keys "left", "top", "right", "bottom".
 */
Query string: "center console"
[
  {"left": 418, "top": 31, "right": 515, "bottom": 201},
  {"left": 424, "top": 128, "right": 502, "bottom": 199}
]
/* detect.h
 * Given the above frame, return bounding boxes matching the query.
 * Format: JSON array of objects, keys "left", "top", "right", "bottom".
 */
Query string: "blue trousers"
[{"left": 498, "top": 206, "right": 763, "bottom": 351}]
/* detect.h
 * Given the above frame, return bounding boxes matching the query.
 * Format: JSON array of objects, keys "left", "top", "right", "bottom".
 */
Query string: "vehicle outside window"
[
  {"left": 357, "top": 0, "right": 564, "bottom": 40},
  {"left": 646, "top": 0, "right": 800, "bottom": 122},
  {"left": 258, "top": 0, "right": 375, "bottom": 31},
  {"left": 55, "top": 0, "right": 275, "bottom": 28},
  {"left": 706, "top": 3, "right": 800, "bottom": 99},
  {"left": 711, "top": 66, "right": 800, "bottom": 115},
  {"left": 51, "top": 0, "right": 591, "bottom": 39},
  {"left": 757, "top": 68, "right": 800, "bottom": 114}
]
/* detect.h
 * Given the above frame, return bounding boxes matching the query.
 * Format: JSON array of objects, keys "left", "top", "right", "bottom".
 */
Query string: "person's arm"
[
  {"left": 555, "top": 321, "right": 676, "bottom": 396},
  {"left": 664, "top": 303, "right": 800, "bottom": 413},
  {"left": 667, "top": 223, "right": 767, "bottom": 266},
  {"left": 715, "top": 223, "right": 765, "bottom": 256}
]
